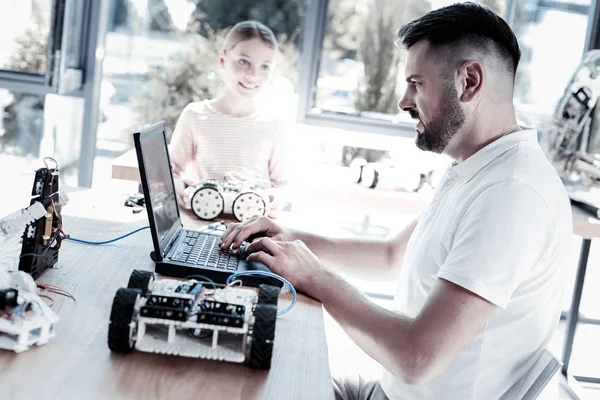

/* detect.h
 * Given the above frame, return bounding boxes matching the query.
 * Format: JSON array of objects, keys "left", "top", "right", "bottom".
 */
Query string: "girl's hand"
[
  {"left": 175, "top": 176, "right": 195, "bottom": 208},
  {"left": 266, "top": 188, "right": 281, "bottom": 219}
]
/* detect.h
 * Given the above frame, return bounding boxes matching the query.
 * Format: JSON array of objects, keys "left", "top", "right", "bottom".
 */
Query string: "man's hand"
[
  {"left": 244, "top": 238, "right": 327, "bottom": 298},
  {"left": 220, "top": 216, "right": 292, "bottom": 250}
]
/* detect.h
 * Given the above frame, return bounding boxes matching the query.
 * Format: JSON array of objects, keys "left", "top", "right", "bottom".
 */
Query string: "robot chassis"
[
  {"left": 108, "top": 269, "right": 280, "bottom": 369},
  {"left": 185, "top": 178, "right": 270, "bottom": 222}
]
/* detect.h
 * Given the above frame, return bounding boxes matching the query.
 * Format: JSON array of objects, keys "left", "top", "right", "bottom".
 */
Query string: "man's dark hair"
[{"left": 396, "top": 2, "right": 521, "bottom": 76}]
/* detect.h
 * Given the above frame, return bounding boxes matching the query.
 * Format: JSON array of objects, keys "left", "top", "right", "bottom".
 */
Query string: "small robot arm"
[
  {"left": 0, "top": 165, "right": 62, "bottom": 353},
  {"left": 0, "top": 202, "right": 46, "bottom": 245}
]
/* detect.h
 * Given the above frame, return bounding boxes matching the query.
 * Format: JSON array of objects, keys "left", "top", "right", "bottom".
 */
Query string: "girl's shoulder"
[{"left": 182, "top": 100, "right": 215, "bottom": 116}]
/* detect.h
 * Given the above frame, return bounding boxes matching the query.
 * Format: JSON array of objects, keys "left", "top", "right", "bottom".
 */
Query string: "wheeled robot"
[
  {"left": 185, "top": 179, "right": 270, "bottom": 222},
  {"left": 0, "top": 266, "right": 58, "bottom": 353},
  {"left": 107, "top": 269, "right": 280, "bottom": 369}
]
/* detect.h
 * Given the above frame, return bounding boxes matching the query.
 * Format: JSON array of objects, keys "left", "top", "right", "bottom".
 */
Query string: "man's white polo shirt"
[{"left": 380, "top": 130, "right": 572, "bottom": 400}]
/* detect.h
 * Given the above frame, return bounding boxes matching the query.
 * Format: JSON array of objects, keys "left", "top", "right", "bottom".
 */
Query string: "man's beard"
[{"left": 414, "top": 83, "right": 465, "bottom": 153}]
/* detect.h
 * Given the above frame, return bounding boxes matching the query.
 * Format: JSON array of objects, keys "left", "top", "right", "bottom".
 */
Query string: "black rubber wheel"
[
  {"left": 109, "top": 288, "right": 141, "bottom": 323},
  {"left": 248, "top": 304, "right": 277, "bottom": 369},
  {"left": 127, "top": 270, "right": 154, "bottom": 295},
  {"left": 108, "top": 322, "right": 134, "bottom": 353},
  {"left": 257, "top": 284, "right": 280, "bottom": 307},
  {"left": 108, "top": 287, "right": 141, "bottom": 353}
]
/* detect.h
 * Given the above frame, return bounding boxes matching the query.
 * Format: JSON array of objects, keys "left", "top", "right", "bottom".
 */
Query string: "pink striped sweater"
[{"left": 170, "top": 100, "right": 289, "bottom": 189}]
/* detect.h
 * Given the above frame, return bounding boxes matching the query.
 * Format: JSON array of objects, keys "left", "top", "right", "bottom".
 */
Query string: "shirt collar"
[{"left": 452, "top": 129, "right": 538, "bottom": 183}]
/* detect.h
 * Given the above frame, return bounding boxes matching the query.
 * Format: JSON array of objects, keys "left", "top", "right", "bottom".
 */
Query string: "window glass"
[
  {"left": 313, "top": 0, "right": 507, "bottom": 124},
  {"left": 0, "top": 0, "right": 52, "bottom": 74},
  {"left": 512, "top": 0, "right": 591, "bottom": 129}
]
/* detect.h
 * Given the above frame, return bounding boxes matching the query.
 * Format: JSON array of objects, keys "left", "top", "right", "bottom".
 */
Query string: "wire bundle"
[{"left": 226, "top": 271, "right": 297, "bottom": 316}]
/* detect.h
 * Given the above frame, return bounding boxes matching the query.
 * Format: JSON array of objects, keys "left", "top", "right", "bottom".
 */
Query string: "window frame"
[
  {"left": 0, "top": 0, "right": 87, "bottom": 96},
  {"left": 297, "top": 0, "right": 596, "bottom": 138}
]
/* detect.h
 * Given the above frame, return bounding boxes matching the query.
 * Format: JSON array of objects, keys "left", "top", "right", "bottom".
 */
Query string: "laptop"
[{"left": 133, "top": 121, "right": 280, "bottom": 287}]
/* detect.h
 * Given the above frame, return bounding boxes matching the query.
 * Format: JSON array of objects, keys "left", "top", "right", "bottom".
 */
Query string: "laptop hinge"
[{"left": 162, "top": 229, "right": 181, "bottom": 259}]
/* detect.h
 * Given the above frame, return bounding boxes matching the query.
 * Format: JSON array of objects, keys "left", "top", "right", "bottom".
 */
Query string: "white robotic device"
[
  {"left": 185, "top": 178, "right": 270, "bottom": 222},
  {"left": 544, "top": 49, "right": 600, "bottom": 167},
  {"left": 108, "top": 270, "right": 279, "bottom": 369},
  {"left": 0, "top": 202, "right": 59, "bottom": 353}
]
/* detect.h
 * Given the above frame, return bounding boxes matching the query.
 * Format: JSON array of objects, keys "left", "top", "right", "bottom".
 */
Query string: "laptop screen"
[{"left": 134, "top": 122, "right": 181, "bottom": 252}]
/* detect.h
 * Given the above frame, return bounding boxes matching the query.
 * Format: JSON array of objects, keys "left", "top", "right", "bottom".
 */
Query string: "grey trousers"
[{"left": 333, "top": 375, "right": 390, "bottom": 400}]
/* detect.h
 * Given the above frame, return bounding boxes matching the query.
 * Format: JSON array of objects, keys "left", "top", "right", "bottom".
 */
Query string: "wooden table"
[{"left": 0, "top": 191, "right": 334, "bottom": 400}]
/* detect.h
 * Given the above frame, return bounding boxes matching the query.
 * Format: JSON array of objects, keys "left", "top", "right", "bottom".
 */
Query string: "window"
[
  {"left": 0, "top": 0, "right": 91, "bottom": 191},
  {"left": 0, "top": 0, "right": 52, "bottom": 75},
  {"left": 0, "top": 90, "right": 46, "bottom": 155},
  {"left": 313, "top": 0, "right": 430, "bottom": 125},
  {"left": 0, "top": 89, "right": 83, "bottom": 190},
  {"left": 299, "top": 0, "right": 510, "bottom": 135},
  {"left": 299, "top": 0, "right": 593, "bottom": 139},
  {"left": 0, "top": 0, "right": 87, "bottom": 95},
  {"left": 511, "top": 0, "right": 592, "bottom": 129}
]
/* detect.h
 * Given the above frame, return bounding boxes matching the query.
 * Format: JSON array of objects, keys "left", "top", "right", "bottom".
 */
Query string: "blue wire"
[
  {"left": 226, "top": 271, "right": 297, "bottom": 316},
  {"left": 64, "top": 226, "right": 150, "bottom": 245}
]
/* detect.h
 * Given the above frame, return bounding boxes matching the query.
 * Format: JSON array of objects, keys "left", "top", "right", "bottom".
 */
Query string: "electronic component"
[
  {"left": 124, "top": 193, "right": 145, "bottom": 208},
  {"left": 140, "top": 294, "right": 193, "bottom": 321},
  {"left": 140, "top": 305, "right": 189, "bottom": 321},
  {"left": 0, "top": 288, "right": 18, "bottom": 310},
  {"left": 145, "top": 294, "right": 193, "bottom": 308},
  {"left": 175, "top": 282, "right": 199, "bottom": 295},
  {"left": 197, "top": 299, "right": 245, "bottom": 327},
  {"left": 18, "top": 166, "right": 65, "bottom": 280}
]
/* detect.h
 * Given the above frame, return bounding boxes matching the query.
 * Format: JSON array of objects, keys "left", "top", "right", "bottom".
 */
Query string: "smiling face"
[
  {"left": 398, "top": 40, "right": 465, "bottom": 153},
  {"left": 220, "top": 38, "right": 276, "bottom": 99}
]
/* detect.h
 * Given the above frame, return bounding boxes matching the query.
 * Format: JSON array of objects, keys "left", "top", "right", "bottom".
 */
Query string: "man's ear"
[{"left": 458, "top": 60, "right": 483, "bottom": 102}]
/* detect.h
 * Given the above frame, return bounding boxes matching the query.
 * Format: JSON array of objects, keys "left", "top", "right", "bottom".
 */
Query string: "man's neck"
[{"left": 446, "top": 109, "right": 520, "bottom": 163}]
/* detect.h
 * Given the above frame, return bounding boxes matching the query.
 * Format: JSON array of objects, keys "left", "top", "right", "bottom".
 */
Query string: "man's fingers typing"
[
  {"left": 246, "top": 251, "right": 275, "bottom": 268},
  {"left": 221, "top": 219, "right": 263, "bottom": 249},
  {"left": 221, "top": 222, "right": 250, "bottom": 249},
  {"left": 220, "top": 223, "right": 240, "bottom": 247},
  {"left": 245, "top": 237, "right": 282, "bottom": 256}
]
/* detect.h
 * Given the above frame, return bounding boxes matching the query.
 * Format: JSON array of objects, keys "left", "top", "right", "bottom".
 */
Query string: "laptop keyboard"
[{"left": 172, "top": 231, "right": 238, "bottom": 271}]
